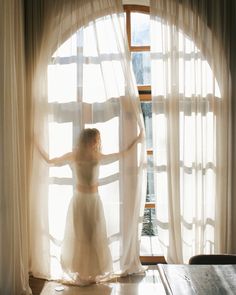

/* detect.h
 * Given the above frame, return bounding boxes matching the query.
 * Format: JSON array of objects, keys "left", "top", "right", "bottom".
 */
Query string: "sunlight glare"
[
  {"left": 47, "top": 64, "right": 77, "bottom": 103},
  {"left": 49, "top": 122, "right": 72, "bottom": 157},
  {"left": 86, "top": 117, "right": 119, "bottom": 154}
]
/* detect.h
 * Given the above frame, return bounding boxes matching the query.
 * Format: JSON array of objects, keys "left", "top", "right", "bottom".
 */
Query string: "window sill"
[{"left": 140, "top": 236, "right": 166, "bottom": 264}]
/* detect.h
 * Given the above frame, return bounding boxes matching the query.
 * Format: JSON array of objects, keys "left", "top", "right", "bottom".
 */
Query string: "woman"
[{"left": 36, "top": 128, "right": 143, "bottom": 286}]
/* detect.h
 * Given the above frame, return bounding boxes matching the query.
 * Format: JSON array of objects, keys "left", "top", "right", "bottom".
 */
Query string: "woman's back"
[
  {"left": 74, "top": 128, "right": 101, "bottom": 193},
  {"left": 75, "top": 159, "right": 99, "bottom": 188}
]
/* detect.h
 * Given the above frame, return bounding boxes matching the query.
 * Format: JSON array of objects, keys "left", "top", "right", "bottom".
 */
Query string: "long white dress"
[{"left": 60, "top": 160, "right": 113, "bottom": 284}]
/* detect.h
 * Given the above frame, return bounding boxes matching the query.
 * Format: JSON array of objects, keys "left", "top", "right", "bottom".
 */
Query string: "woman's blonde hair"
[{"left": 76, "top": 128, "right": 101, "bottom": 160}]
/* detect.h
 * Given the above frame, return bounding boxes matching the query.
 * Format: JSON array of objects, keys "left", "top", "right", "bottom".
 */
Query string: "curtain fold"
[
  {"left": 230, "top": 0, "right": 236, "bottom": 254},
  {"left": 150, "top": 0, "right": 231, "bottom": 263},
  {"left": 0, "top": 0, "right": 31, "bottom": 294},
  {"left": 29, "top": 0, "right": 146, "bottom": 280}
]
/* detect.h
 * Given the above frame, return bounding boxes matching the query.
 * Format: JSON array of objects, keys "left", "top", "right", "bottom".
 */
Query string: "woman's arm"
[
  {"left": 34, "top": 140, "right": 74, "bottom": 166},
  {"left": 45, "top": 152, "right": 74, "bottom": 166},
  {"left": 123, "top": 128, "right": 144, "bottom": 155}
]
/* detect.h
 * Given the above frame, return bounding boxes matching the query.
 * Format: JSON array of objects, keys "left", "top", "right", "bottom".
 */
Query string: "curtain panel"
[
  {"left": 150, "top": 0, "right": 231, "bottom": 263},
  {"left": 231, "top": 0, "right": 236, "bottom": 254},
  {"left": 0, "top": 0, "right": 31, "bottom": 294},
  {"left": 29, "top": 0, "right": 146, "bottom": 280}
]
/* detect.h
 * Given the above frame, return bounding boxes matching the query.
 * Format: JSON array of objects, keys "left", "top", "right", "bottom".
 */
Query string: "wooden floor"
[
  {"left": 29, "top": 236, "right": 166, "bottom": 294},
  {"left": 29, "top": 266, "right": 166, "bottom": 295}
]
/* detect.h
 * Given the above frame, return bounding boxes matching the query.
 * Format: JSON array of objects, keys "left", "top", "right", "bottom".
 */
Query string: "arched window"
[
  {"left": 31, "top": 2, "right": 230, "bottom": 277},
  {"left": 47, "top": 4, "right": 223, "bottom": 265}
]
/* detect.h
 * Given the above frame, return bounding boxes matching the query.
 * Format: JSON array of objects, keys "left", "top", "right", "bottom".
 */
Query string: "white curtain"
[
  {"left": 30, "top": 0, "right": 146, "bottom": 280},
  {"left": 150, "top": 0, "right": 231, "bottom": 263},
  {"left": 0, "top": 0, "right": 31, "bottom": 294}
]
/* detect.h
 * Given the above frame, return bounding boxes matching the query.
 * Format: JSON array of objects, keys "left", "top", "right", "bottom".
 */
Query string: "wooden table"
[{"left": 158, "top": 264, "right": 236, "bottom": 295}]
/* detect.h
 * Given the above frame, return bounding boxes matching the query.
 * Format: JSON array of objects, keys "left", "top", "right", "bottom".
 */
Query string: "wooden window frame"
[{"left": 124, "top": 5, "right": 151, "bottom": 101}]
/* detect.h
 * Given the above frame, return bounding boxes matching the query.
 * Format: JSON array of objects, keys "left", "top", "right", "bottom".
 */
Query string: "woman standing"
[{"left": 36, "top": 128, "right": 142, "bottom": 286}]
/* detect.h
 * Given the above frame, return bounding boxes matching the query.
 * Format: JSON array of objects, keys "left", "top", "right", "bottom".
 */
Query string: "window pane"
[
  {"left": 47, "top": 64, "right": 77, "bottom": 103},
  {"left": 131, "top": 52, "right": 150, "bottom": 85},
  {"left": 147, "top": 154, "right": 155, "bottom": 202},
  {"left": 131, "top": 12, "right": 150, "bottom": 46},
  {"left": 85, "top": 117, "right": 119, "bottom": 154},
  {"left": 142, "top": 208, "right": 157, "bottom": 236},
  {"left": 49, "top": 122, "right": 73, "bottom": 157},
  {"left": 141, "top": 102, "right": 152, "bottom": 149}
]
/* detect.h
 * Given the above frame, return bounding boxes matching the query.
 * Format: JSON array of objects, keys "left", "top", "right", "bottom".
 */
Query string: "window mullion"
[{"left": 126, "top": 9, "right": 131, "bottom": 49}]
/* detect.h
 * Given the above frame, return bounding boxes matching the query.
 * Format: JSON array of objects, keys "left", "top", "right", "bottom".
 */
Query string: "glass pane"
[
  {"left": 131, "top": 12, "right": 150, "bottom": 46},
  {"left": 83, "top": 62, "right": 125, "bottom": 103},
  {"left": 131, "top": 52, "right": 150, "bottom": 85},
  {"left": 85, "top": 117, "right": 119, "bottom": 154},
  {"left": 47, "top": 64, "right": 77, "bottom": 103},
  {"left": 83, "top": 64, "right": 106, "bottom": 102},
  {"left": 49, "top": 122, "right": 73, "bottom": 158},
  {"left": 142, "top": 208, "right": 157, "bottom": 236},
  {"left": 141, "top": 102, "right": 153, "bottom": 149},
  {"left": 147, "top": 154, "right": 155, "bottom": 202}
]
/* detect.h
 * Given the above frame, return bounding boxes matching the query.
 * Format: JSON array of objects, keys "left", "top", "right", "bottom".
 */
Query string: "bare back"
[
  {"left": 73, "top": 146, "right": 101, "bottom": 193},
  {"left": 75, "top": 159, "right": 100, "bottom": 193}
]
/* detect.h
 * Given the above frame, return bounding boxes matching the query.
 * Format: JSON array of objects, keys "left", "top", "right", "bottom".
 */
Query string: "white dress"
[{"left": 60, "top": 160, "right": 113, "bottom": 284}]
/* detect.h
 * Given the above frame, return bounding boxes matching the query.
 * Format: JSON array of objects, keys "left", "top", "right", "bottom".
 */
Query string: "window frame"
[{"left": 124, "top": 5, "right": 151, "bottom": 101}]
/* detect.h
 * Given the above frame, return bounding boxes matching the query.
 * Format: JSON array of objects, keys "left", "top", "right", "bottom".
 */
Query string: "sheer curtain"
[
  {"left": 30, "top": 0, "right": 146, "bottom": 280},
  {"left": 0, "top": 0, "right": 31, "bottom": 294},
  {"left": 150, "top": 0, "right": 231, "bottom": 263}
]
